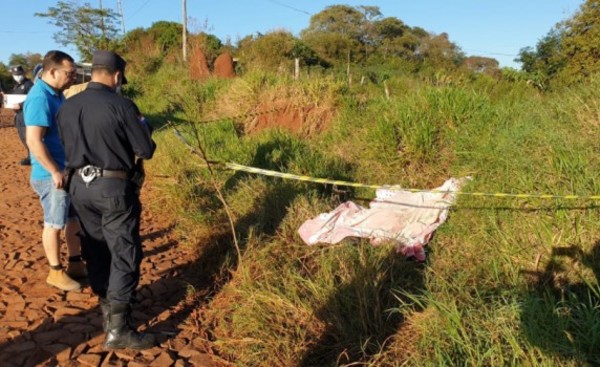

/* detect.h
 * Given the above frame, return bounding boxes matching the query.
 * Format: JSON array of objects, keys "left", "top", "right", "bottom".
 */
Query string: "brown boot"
[
  {"left": 65, "top": 261, "right": 88, "bottom": 279},
  {"left": 46, "top": 268, "right": 81, "bottom": 291}
]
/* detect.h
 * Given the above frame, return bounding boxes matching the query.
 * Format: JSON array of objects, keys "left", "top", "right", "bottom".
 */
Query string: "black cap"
[
  {"left": 91, "top": 50, "right": 128, "bottom": 84},
  {"left": 10, "top": 65, "right": 24, "bottom": 76}
]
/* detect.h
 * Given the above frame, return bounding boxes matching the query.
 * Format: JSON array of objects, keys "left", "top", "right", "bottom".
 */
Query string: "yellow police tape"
[
  {"left": 222, "top": 162, "right": 600, "bottom": 200},
  {"left": 171, "top": 125, "right": 600, "bottom": 200}
]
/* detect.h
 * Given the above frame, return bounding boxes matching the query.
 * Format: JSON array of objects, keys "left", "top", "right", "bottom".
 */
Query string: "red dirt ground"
[
  {"left": 248, "top": 101, "right": 334, "bottom": 135},
  {"left": 0, "top": 115, "right": 221, "bottom": 366}
]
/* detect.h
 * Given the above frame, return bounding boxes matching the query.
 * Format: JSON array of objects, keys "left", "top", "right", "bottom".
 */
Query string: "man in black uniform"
[
  {"left": 57, "top": 50, "right": 156, "bottom": 350},
  {"left": 10, "top": 65, "right": 34, "bottom": 165}
]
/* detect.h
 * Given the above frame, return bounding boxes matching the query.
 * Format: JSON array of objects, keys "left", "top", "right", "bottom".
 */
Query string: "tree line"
[{"left": 2, "top": 1, "right": 598, "bottom": 90}]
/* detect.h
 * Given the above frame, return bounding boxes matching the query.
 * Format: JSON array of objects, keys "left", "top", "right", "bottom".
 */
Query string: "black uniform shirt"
[
  {"left": 12, "top": 78, "right": 33, "bottom": 123},
  {"left": 11, "top": 78, "right": 33, "bottom": 95},
  {"left": 57, "top": 82, "right": 155, "bottom": 171}
]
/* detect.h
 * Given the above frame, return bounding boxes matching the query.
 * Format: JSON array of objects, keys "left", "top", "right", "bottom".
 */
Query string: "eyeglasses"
[{"left": 56, "top": 68, "right": 77, "bottom": 78}]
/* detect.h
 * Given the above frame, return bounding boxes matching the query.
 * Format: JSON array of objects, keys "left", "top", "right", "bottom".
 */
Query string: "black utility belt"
[{"left": 77, "top": 165, "right": 129, "bottom": 185}]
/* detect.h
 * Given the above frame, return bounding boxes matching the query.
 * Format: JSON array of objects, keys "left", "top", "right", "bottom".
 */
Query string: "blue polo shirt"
[{"left": 23, "top": 80, "right": 66, "bottom": 180}]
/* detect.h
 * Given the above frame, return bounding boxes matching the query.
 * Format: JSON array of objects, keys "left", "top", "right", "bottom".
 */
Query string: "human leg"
[
  {"left": 31, "top": 179, "right": 81, "bottom": 291},
  {"left": 15, "top": 112, "right": 30, "bottom": 165},
  {"left": 64, "top": 218, "right": 87, "bottom": 279},
  {"left": 41, "top": 225, "right": 80, "bottom": 291},
  {"left": 69, "top": 179, "right": 111, "bottom": 296},
  {"left": 41, "top": 226, "right": 61, "bottom": 266},
  {"left": 65, "top": 218, "right": 82, "bottom": 257},
  {"left": 104, "top": 302, "right": 155, "bottom": 350},
  {"left": 103, "top": 191, "right": 143, "bottom": 304},
  {"left": 100, "top": 182, "right": 154, "bottom": 349}
]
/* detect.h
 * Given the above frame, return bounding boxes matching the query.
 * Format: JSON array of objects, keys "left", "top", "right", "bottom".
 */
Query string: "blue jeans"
[{"left": 31, "top": 178, "right": 71, "bottom": 229}]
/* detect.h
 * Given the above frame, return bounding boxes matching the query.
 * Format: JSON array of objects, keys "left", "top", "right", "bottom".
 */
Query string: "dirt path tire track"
[{"left": 0, "top": 124, "right": 216, "bottom": 367}]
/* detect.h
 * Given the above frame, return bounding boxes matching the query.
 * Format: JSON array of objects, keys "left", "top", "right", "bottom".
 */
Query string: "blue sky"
[{"left": 0, "top": 0, "right": 585, "bottom": 69}]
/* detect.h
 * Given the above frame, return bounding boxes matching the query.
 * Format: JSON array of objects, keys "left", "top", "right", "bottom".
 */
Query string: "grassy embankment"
[{"left": 139, "top": 66, "right": 600, "bottom": 366}]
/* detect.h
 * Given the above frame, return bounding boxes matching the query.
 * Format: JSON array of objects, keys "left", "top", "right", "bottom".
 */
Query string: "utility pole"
[
  {"left": 182, "top": 0, "right": 187, "bottom": 62},
  {"left": 99, "top": 0, "right": 106, "bottom": 40},
  {"left": 117, "top": 0, "right": 126, "bottom": 34}
]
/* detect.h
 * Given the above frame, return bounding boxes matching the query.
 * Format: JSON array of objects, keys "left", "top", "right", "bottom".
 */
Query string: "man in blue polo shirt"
[{"left": 24, "top": 50, "right": 85, "bottom": 291}]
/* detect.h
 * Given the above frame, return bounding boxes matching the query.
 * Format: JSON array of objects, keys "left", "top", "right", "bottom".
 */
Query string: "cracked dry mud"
[{"left": 0, "top": 117, "right": 217, "bottom": 367}]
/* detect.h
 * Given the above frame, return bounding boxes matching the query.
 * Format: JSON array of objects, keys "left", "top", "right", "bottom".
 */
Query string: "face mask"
[
  {"left": 115, "top": 85, "right": 122, "bottom": 95},
  {"left": 13, "top": 75, "right": 24, "bottom": 83}
]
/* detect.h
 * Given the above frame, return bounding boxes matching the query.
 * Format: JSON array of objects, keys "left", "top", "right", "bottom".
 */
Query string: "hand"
[{"left": 51, "top": 171, "right": 65, "bottom": 189}]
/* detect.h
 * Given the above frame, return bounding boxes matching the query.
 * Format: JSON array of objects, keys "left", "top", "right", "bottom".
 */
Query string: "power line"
[
  {"left": 265, "top": 0, "right": 311, "bottom": 16},
  {"left": 464, "top": 49, "right": 519, "bottom": 57},
  {"left": 127, "top": 0, "right": 152, "bottom": 21},
  {"left": 0, "top": 30, "right": 48, "bottom": 34}
]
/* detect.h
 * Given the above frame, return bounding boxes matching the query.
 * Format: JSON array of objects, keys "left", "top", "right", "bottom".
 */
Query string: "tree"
[
  {"left": 356, "top": 5, "right": 382, "bottom": 54},
  {"left": 303, "top": 5, "right": 366, "bottom": 38},
  {"left": 516, "top": 29, "right": 565, "bottom": 76},
  {"left": 557, "top": 0, "right": 600, "bottom": 81},
  {"left": 237, "top": 30, "right": 325, "bottom": 72},
  {"left": 417, "top": 32, "right": 464, "bottom": 69},
  {"left": 372, "top": 17, "right": 422, "bottom": 60},
  {"left": 147, "top": 21, "right": 183, "bottom": 53},
  {"left": 35, "top": 0, "right": 121, "bottom": 61},
  {"left": 190, "top": 32, "right": 222, "bottom": 65},
  {"left": 374, "top": 17, "right": 407, "bottom": 39},
  {"left": 515, "top": 0, "right": 599, "bottom": 85},
  {"left": 8, "top": 53, "right": 43, "bottom": 74},
  {"left": 301, "top": 5, "right": 371, "bottom": 64},
  {"left": 0, "top": 63, "right": 13, "bottom": 92},
  {"left": 463, "top": 56, "right": 500, "bottom": 77}
]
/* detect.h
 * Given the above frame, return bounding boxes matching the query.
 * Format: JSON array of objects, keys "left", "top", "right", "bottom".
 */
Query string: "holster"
[
  {"left": 64, "top": 168, "right": 75, "bottom": 192},
  {"left": 130, "top": 159, "right": 146, "bottom": 194}
]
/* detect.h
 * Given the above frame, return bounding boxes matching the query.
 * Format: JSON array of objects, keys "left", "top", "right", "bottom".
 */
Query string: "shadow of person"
[
  {"left": 0, "top": 293, "right": 106, "bottom": 366},
  {"left": 0, "top": 227, "right": 224, "bottom": 366},
  {"left": 123, "top": 137, "right": 345, "bottom": 357},
  {"left": 140, "top": 223, "right": 175, "bottom": 243},
  {"left": 0, "top": 218, "right": 208, "bottom": 366},
  {"left": 520, "top": 242, "right": 600, "bottom": 365},
  {"left": 0, "top": 134, "right": 363, "bottom": 365},
  {"left": 299, "top": 246, "right": 426, "bottom": 367},
  {"left": 193, "top": 137, "right": 357, "bottom": 290}
]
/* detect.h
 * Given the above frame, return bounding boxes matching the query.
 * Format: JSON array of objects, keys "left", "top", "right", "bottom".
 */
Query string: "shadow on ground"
[
  {"left": 299, "top": 246, "right": 426, "bottom": 367},
  {"left": 0, "top": 220, "right": 217, "bottom": 366},
  {"left": 520, "top": 242, "right": 600, "bottom": 365}
]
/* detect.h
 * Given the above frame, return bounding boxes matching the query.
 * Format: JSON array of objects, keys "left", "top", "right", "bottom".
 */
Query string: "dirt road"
[{"left": 0, "top": 122, "right": 215, "bottom": 366}]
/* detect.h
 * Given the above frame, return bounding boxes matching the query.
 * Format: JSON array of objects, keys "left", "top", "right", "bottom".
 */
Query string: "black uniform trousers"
[
  {"left": 14, "top": 111, "right": 27, "bottom": 150},
  {"left": 70, "top": 175, "right": 143, "bottom": 304}
]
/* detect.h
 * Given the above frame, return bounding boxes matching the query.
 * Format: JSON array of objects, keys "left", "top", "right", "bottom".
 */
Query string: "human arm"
[
  {"left": 26, "top": 126, "right": 64, "bottom": 188},
  {"left": 24, "top": 94, "right": 65, "bottom": 188},
  {"left": 122, "top": 103, "right": 156, "bottom": 160}
]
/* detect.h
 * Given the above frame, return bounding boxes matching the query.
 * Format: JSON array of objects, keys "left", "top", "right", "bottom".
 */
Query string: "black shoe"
[
  {"left": 19, "top": 157, "right": 30, "bottom": 166},
  {"left": 104, "top": 302, "right": 156, "bottom": 350}
]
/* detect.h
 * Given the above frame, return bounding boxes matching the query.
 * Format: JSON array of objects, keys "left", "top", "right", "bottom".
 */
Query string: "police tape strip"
[
  {"left": 172, "top": 127, "right": 600, "bottom": 200},
  {"left": 221, "top": 162, "right": 600, "bottom": 200}
]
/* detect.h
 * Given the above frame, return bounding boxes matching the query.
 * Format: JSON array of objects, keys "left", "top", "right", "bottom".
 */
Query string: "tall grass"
[{"left": 144, "top": 67, "right": 600, "bottom": 366}]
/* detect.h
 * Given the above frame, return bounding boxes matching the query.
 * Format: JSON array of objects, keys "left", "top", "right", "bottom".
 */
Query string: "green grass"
[{"left": 144, "top": 67, "right": 600, "bottom": 366}]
